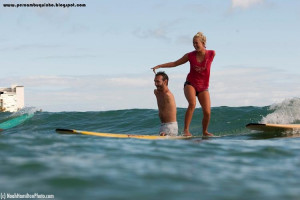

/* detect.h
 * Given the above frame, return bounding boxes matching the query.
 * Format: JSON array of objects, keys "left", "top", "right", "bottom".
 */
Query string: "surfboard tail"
[
  {"left": 246, "top": 123, "right": 266, "bottom": 127},
  {"left": 55, "top": 129, "right": 77, "bottom": 134}
]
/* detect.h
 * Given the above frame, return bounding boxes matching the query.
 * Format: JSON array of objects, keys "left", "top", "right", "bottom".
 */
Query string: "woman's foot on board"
[
  {"left": 203, "top": 131, "right": 214, "bottom": 137},
  {"left": 183, "top": 130, "right": 192, "bottom": 136}
]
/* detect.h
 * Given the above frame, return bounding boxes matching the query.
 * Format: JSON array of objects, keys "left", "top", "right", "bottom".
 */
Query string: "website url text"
[{"left": 3, "top": 3, "right": 86, "bottom": 8}]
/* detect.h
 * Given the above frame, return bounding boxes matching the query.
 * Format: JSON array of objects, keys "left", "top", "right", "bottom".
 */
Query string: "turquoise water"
[
  {"left": 1, "top": 99, "right": 300, "bottom": 200},
  {"left": 0, "top": 113, "right": 34, "bottom": 130}
]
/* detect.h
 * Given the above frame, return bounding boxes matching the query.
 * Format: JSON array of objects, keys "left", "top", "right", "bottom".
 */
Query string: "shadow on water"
[
  {"left": 191, "top": 129, "right": 300, "bottom": 142},
  {"left": 247, "top": 130, "right": 300, "bottom": 140}
]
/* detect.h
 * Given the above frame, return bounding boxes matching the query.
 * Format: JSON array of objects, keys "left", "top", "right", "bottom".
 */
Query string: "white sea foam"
[
  {"left": 10, "top": 107, "right": 40, "bottom": 117},
  {"left": 261, "top": 98, "right": 300, "bottom": 124}
]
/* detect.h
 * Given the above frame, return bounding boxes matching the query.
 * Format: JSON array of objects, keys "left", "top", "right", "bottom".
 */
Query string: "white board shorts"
[{"left": 159, "top": 122, "right": 178, "bottom": 136}]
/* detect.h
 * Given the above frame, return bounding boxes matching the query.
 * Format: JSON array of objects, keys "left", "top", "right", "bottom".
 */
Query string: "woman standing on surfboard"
[{"left": 151, "top": 32, "right": 215, "bottom": 137}]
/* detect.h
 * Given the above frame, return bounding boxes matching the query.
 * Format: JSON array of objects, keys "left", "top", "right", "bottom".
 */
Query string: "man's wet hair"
[{"left": 155, "top": 71, "right": 169, "bottom": 85}]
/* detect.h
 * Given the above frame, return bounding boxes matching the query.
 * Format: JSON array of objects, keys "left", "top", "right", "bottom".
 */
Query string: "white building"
[{"left": 0, "top": 86, "right": 24, "bottom": 112}]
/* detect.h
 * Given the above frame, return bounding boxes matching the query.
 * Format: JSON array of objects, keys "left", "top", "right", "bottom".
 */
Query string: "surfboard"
[
  {"left": 0, "top": 113, "right": 34, "bottom": 132},
  {"left": 246, "top": 123, "right": 300, "bottom": 132},
  {"left": 55, "top": 128, "right": 203, "bottom": 140}
]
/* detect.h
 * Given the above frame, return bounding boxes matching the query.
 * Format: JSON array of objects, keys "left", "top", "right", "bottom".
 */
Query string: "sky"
[{"left": 0, "top": 0, "right": 299, "bottom": 111}]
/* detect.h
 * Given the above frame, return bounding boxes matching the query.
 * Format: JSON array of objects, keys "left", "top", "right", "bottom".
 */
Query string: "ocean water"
[{"left": 1, "top": 98, "right": 300, "bottom": 200}]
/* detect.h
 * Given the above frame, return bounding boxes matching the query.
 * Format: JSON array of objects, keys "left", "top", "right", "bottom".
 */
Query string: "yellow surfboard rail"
[
  {"left": 55, "top": 128, "right": 201, "bottom": 140},
  {"left": 246, "top": 123, "right": 300, "bottom": 132}
]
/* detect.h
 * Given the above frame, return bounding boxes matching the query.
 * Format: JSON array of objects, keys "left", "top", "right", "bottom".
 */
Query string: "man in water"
[{"left": 154, "top": 71, "right": 178, "bottom": 136}]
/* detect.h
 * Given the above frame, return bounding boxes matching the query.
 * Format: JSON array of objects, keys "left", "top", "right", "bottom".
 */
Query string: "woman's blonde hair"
[{"left": 193, "top": 32, "right": 206, "bottom": 47}]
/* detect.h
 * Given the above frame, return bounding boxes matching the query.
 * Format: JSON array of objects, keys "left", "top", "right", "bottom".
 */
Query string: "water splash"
[
  {"left": 11, "top": 107, "right": 40, "bottom": 117},
  {"left": 261, "top": 98, "right": 300, "bottom": 124}
]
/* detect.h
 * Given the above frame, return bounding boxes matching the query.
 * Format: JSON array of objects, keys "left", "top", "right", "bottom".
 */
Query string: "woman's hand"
[{"left": 151, "top": 66, "right": 160, "bottom": 74}]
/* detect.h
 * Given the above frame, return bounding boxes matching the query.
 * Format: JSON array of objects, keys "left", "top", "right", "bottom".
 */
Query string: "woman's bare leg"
[
  {"left": 184, "top": 85, "right": 196, "bottom": 136},
  {"left": 197, "top": 90, "right": 213, "bottom": 136}
]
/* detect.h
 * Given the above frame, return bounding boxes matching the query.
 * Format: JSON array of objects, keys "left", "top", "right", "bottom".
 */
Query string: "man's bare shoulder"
[
  {"left": 164, "top": 90, "right": 175, "bottom": 103},
  {"left": 165, "top": 90, "right": 175, "bottom": 97}
]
